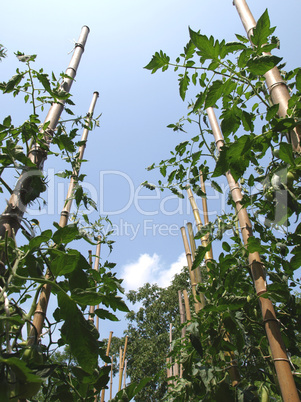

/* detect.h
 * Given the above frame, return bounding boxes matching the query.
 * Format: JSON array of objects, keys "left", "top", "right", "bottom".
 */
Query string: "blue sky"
[{"left": 1, "top": 0, "right": 301, "bottom": 392}]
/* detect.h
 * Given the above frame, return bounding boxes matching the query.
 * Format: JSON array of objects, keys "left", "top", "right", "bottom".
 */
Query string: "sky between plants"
[{"left": 1, "top": 0, "right": 301, "bottom": 342}]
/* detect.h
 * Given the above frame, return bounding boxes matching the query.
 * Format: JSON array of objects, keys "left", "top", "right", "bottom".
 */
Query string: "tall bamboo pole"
[
  {"left": 233, "top": 0, "right": 301, "bottom": 152},
  {"left": 189, "top": 181, "right": 240, "bottom": 385},
  {"left": 0, "top": 26, "right": 90, "bottom": 243},
  {"left": 182, "top": 289, "right": 191, "bottom": 321},
  {"left": 118, "top": 347, "right": 123, "bottom": 392},
  {"left": 59, "top": 91, "right": 99, "bottom": 228},
  {"left": 186, "top": 222, "right": 202, "bottom": 284},
  {"left": 186, "top": 223, "right": 206, "bottom": 309},
  {"left": 169, "top": 323, "right": 173, "bottom": 379},
  {"left": 186, "top": 186, "right": 213, "bottom": 263},
  {"left": 178, "top": 290, "right": 186, "bottom": 379},
  {"left": 100, "top": 331, "right": 113, "bottom": 402},
  {"left": 123, "top": 359, "right": 127, "bottom": 389},
  {"left": 118, "top": 336, "right": 128, "bottom": 391},
  {"left": 207, "top": 106, "right": 299, "bottom": 401},
  {"left": 110, "top": 355, "right": 113, "bottom": 400},
  {"left": 180, "top": 227, "right": 203, "bottom": 312},
  {"left": 27, "top": 92, "right": 98, "bottom": 346},
  {"left": 89, "top": 237, "right": 102, "bottom": 320}
]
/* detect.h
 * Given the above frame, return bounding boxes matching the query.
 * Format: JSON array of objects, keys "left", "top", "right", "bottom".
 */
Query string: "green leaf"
[
  {"left": 3, "top": 115, "right": 12, "bottom": 127},
  {"left": 221, "top": 107, "right": 241, "bottom": 137},
  {"left": 193, "top": 92, "right": 206, "bottom": 112},
  {"left": 36, "top": 72, "right": 52, "bottom": 94},
  {"left": 102, "top": 295, "right": 129, "bottom": 313},
  {"left": 247, "top": 237, "right": 268, "bottom": 254},
  {"left": 211, "top": 180, "right": 223, "bottom": 194},
  {"left": 279, "top": 142, "right": 295, "bottom": 166},
  {"left": 94, "top": 308, "right": 119, "bottom": 322},
  {"left": 251, "top": 9, "right": 275, "bottom": 48},
  {"left": 29, "top": 229, "right": 52, "bottom": 250},
  {"left": 235, "top": 34, "right": 249, "bottom": 44},
  {"left": 50, "top": 250, "right": 78, "bottom": 276},
  {"left": 4, "top": 74, "right": 24, "bottom": 93},
  {"left": 58, "top": 292, "right": 99, "bottom": 373},
  {"left": 52, "top": 224, "right": 80, "bottom": 245},
  {"left": 241, "top": 111, "right": 254, "bottom": 132},
  {"left": 192, "top": 243, "right": 212, "bottom": 271},
  {"left": 189, "top": 28, "right": 218, "bottom": 60},
  {"left": 266, "top": 104, "right": 279, "bottom": 121},
  {"left": 0, "top": 357, "right": 41, "bottom": 383},
  {"left": 144, "top": 51, "right": 170, "bottom": 73},
  {"left": 295, "top": 69, "right": 301, "bottom": 91},
  {"left": 247, "top": 55, "right": 282, "bottom": 76},
  {"left": 205, "top": 80, "right": 224, "bottom": 108},
  {"left": 71, "top": 289, "right": 103, "bottom": 305},
  {"left": 220, "top": 41, "right": 246, "bottom": 59},
  {"left": 290, "top": 246, "right": 301, "bottom": 271},
  {"left": 179, "top": 71, "right": 190, "bottom": 101},
  {"left": 222, "top": 242, "right": 231, "bottom": 252}
]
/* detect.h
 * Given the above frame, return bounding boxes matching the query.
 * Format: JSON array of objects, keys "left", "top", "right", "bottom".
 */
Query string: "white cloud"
[{"left": 121, "top": 252, "right": 186, "bottom": 292}]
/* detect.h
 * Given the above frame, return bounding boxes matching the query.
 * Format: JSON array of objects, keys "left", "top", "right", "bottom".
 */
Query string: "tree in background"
[{"left": 111, "top": 269, "right": 190, "bottom": 401}]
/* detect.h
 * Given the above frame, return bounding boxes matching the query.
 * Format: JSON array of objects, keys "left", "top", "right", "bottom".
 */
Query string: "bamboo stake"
[
  {"left": 186, "top": 222, "right": 202, "bottom": 284},
  {"left": 118, "top": 336, "right": 128, "bottom": 391},
  {"left": 233, "top": 0, "right": 301, "bottom": 152},
  {"left": 110, "top": 355, "right": 113, "bottom": 400},
  {"left": 166, "top": 357, "right": 171, "bottom": 391},
  {"left": 199, "top": 172, "right": 210, "bottom": 226},
  {"left": 27, "top": 92, "right": 99, "bottom": 346},
  {"left": 123, "top": 359, "right": 127, "bottom": 389},
  {"left": 59, "top": 91, "right": 99, "bottom": 228},
  {"left": 207, "top": 106, "right": 299, "bottom": 401},
  {"left": 118, "top": 347, "right": 123, "bottom": 392},
  {"left": 88, "top": 250, "right": 94, "bottom": 322},
  {"left": 190, "top": 179, "right": 240, "bottom": 385},
  {"left": 180, "top": 227, "right": 203, "bottom": 312},
  {"left": 178, "top": 290, "right": 185, "bottom": 378},
  {"left": 182, "top": 289, "right": 191, "bottom": 321},
  {"left": 0, "top": 26, "right": 90, "bottom": 242},
  {"left": 89, "top": 237, "right": 102, "bottom": 320},
  {"left": 101, "top": 331, "right": 113, "bottom": 402},
  {"left": 186, "top": 186, "right": 213, "bottom": 263}
]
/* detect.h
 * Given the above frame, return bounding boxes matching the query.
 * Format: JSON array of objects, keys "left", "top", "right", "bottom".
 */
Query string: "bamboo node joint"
[
  {"left": 268, "top": 80, "right": 288, "bottom": 93},
  {"left": 75, "top": 42, "right": 85, "bottom": 50}
]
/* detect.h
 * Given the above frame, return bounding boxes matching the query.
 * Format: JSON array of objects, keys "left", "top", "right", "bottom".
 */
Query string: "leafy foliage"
[
  {"left": 143, "top": 8, "right": 301, "bottom": 401},
  {"left": 0, "top": 50, "right": 127, "bottom": 400},
  {"left": 112, "top": 269, "right": 190, "bottom": 401}
]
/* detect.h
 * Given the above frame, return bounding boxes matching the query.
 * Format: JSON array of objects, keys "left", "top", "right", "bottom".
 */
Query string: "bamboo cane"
[
  {"left": 89, "top": 237, "right": 102, "bottom": 320},
  {"left": 110, "top": 355, "right": 113, "bottom": 400},
  {"left": 27, "top": 92, "right": 98, "bottom": 346},
  {"left": 118, "top": 347, "right": 123, "bottom": 392},
  {"left": 189, "top": 183, "right": 240, "bottom": 385},
  {"left": 186, "top": 186, "right": 213, "bottom": 263},
  {"left": 118, "top": 336, "right": 128, "bottom": 391},
  {"left": 182, "top": 289, "right": 191, "bottom": 321},
  {"left": 100, "top": 331, "right": 113, "bottom": 402},
  {"left": 233, "top": 0, "right": 301, "bottom": 152},
  {"left": 88, "top": 250, "right": 94, "bottom": 322},
  {"left": 0, "top": 26, "right": 90, "bottom": 242},
  {"left": 186, "top": 222, "right": 202, "bottom": 284},
  {"left": 166, "top": 357, "right": 171, "bottom": 391},
  {"left": 180, "top": 227, "right": 203, "bottom": 312},
  {"left": 207, "top": 106, "right": 299, "bottom": 401},
  {"left": 123, "top": 359, "right": 127, "bottom": 389},
  {"left": 59, "top": 91, "right": 99, "bottom": 228},
  {"left": 186, "top": 222, "right": 206, "bottom": 306},
  {"left": 178, "top": 290, "right": 185, "bottom": 378}
]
